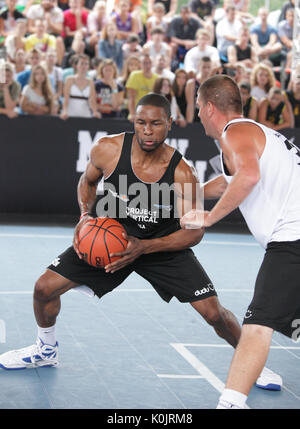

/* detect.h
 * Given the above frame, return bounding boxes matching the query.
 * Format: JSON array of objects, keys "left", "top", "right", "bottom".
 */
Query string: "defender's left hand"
[{"left": 105, "top": 233, "right": 145, "bottom": 273}]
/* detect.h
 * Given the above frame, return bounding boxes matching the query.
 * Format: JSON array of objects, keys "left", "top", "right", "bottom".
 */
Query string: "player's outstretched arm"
[
  {"left": 202, "top": 124, "right": 261, "bottom": 227},
  {"left": 142, "top": 159, "right": 205, "bottom": 253},
  {"left": 202, "top": 175, "right": 228, "bottom": 200}
]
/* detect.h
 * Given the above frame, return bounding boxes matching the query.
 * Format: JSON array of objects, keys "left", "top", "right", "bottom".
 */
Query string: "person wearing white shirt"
[
  {"left": 215, "top": 4, "right": 242, "bottom": 60},
  {"left": 152, "top": 54, "right": 175, "bottom": 83},
  {"left": 184, "top": 28, "right": 220, "bottom": 77},
  {"left": 26, "top": 0, "right": 65, "bottom": 64}
]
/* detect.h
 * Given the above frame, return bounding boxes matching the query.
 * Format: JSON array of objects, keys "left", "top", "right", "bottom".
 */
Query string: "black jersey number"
[{"left": 283, "top": 138, "right": 300, "bottom": 165}]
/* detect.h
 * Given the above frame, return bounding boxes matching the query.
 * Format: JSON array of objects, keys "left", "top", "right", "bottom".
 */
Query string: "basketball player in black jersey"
[{"left": 0, "top": 93, "right": 273, "bottom": 394}]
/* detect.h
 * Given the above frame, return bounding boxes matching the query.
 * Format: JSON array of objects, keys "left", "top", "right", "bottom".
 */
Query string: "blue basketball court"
[{"left": 0, "top": 222, "right": 299, "bottom": 410}]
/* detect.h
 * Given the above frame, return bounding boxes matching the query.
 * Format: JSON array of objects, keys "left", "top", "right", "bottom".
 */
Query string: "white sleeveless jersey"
[{"left": 221, "top": 118, "right": 300, "bottom": 248}]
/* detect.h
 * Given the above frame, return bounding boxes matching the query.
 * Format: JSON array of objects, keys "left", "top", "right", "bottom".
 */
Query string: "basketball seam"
[
  {"left": 104, "top": 226, "right": 127, "bottom": 265},
  {"left": 89, "top": 218, "right": 110, "bottom": 266}
]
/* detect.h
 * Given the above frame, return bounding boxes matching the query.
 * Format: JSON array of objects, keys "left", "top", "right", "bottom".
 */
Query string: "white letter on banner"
[{"left": 76, "top": 131, "right": 107, "bottom": 173}]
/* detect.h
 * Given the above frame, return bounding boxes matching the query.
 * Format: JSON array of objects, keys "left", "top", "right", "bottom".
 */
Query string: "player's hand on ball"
[
  {"left": 105, "top": 232, "right": 145, "bottom": 273},
  {"left": 73, "top": 215, "right": 94, "bottom": 259},
  {"left": 180, "top": 209, "right": 210, "bottom": 229}
]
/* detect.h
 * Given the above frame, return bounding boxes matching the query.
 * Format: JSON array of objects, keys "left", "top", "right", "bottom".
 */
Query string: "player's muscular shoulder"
[
  {"left": 175, "top": 158, "right": 199, "bottom": 185},
  {"left": 90, "top": 133, "right": 125, "bottom": 175},
  {"left": 222, "top": 122, "right": 265, "bottom": 156}
]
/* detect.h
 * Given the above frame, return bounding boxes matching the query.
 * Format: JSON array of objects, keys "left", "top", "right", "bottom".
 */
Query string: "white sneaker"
[
  {"left": 256, "top": 367, "right": 282, "bottom": 391},
  {"left": 0, "top": 338, "right": 58, "bottom": 370}
]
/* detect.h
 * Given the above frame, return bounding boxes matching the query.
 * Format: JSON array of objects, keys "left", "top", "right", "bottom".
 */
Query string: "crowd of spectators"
[{"left": 0, "top": 0, "right": 299, "bottom": 130}]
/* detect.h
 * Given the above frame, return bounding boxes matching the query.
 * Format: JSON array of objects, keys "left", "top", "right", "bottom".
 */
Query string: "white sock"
[
  {"left": 37, "top": 324, "right": 56, "bottom": 346},
  {"left": 217, "top": 389, "right": 248, "bottom": 409}
]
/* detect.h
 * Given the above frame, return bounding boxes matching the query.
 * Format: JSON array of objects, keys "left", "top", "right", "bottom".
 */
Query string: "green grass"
[{"left": 142, "top": 0, "right": 287, "bottom": 17}]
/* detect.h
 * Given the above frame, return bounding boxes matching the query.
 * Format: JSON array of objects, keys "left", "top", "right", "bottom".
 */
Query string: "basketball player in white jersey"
[{"left": 181, "top": 74, "right": 300, "bottom": 409}]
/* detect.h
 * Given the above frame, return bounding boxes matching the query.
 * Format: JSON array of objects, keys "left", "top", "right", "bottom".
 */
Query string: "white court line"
[
  {"left": 157, "top": 375, "right": 204, "bottom": 379},
  {"left": 170, "top": 343, "right": 225, "bottom": 393},
  {"left": 0, "top": 288, "right": 254, "bottom": 295},
  {"left": 0, "top": 233, "right": 73, "bottom": 239},
  {"left": 202, "top": 240, "right": 259, "bottom": 247},
  {"left": 0, "top": 232, "right": 259, "bottom": 247},
  {"left": 169, "top": 343, "right": 250, "bottom": 409},
  {"left": 180, "top": 343, "right": 300, "bottom": 350}
]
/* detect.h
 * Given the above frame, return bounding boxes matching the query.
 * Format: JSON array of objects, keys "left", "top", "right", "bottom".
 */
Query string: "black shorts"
[
  {"left": 243, "top": 240, "right": 300, "bottom": 339},
  {"left": 48, "top": 246, "right": 217, "bottom": 303}
]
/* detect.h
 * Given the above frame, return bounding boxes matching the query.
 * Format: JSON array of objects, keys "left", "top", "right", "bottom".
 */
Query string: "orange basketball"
[{"left": 78, "top": 217, "right": 128, "bottom": 268}]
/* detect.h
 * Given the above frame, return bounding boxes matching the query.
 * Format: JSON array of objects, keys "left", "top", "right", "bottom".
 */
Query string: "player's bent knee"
[
  {"left": 241, "top": 324, "right": 273, "bottom": 339},
  {"left": 191, "top": 298, "right": 224, "bottom": 326},
  {"left": 202, "top": 308, "right": 223, "bottom": 326},
  {"left": 34, "top": 276, "right": 55, "bottom": 303}
]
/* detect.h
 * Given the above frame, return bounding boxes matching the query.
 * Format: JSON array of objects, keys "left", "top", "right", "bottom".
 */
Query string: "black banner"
[{"left": 0, "top": 115, "right": 299, "bottom": 222}]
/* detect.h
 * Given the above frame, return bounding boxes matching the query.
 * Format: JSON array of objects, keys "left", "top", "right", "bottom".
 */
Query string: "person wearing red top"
[{"left": 62, "top": 0, "right": 89, "bottom": 52}]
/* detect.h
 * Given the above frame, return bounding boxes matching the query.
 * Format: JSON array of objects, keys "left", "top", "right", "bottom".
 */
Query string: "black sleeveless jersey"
[
  {"left": 266, "top": 101, "right": 285, "bottom": 125},
  {"left": 93, "top": 132, "right": 183, "bottom": 239}
]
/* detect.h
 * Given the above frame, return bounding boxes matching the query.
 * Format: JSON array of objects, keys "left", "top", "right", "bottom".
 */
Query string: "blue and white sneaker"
[
  {"left": 0, "top": 338, "right": 58, "bottom": 370},
  {"left": 256, "top": 367, "right": 282, "bottom": 391}
]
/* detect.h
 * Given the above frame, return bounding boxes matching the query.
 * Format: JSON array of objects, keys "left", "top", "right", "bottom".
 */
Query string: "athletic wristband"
[{"left": 80, "top": 211, "right": 89, "bottom": 220}]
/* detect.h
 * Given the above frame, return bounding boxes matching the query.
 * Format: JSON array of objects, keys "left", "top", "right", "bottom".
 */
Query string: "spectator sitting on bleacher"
[
  {"left": 215, "top": 4, "right": 243, "bottom": 63},
  {"left": 258, "top": 86, "right": 294, "bottom": 130},
  {"left": 26, "top": 0, "right": 63, "bottom": 34},
  {"left": 239, "top": 80, "right": 258, "bottom": 120},
  {"left": 143, "top": 26, "right": 171, "bottom": 67},
  {"left": 86, "top": 0, "right": 107, "bottom": 56},
  {"left": 17, "top": 46, "right": 42, "bottom": 88},
  {"left": 183, "top": 28, "right": 220, "bottom": 79},
  {"left": 112, "top": 0, "right": 143, "bottom": 35},
  {"left": 94, "top": 58, "right": 124, "bottom": 118},
  {"left": 152, "top": 53, "right": 174, "bottom": 83},
  {"left": 62, "top": 52, "right": 79, "bottom": 81},
  {"left": 172, "top": 68, "right": 188, "bottom": 123},
  {"left": 125, "top": 53, "right": 158, "bottom": 121},
  {"left": 146, "top": 2, "right": 168, "bottom": 39},
  {"left": 153, "top": 76, "right": 187, "bottom": 127},
  {"left": 60, "top": 53, "right": 99, "bottom": 119},
  {"left": 285, "top": 71, "right": 300, "bottom": 128},
  {"left": 20, "top": 63, "right": 56, "bottom": 115},
  {"left": 250, "top": 62, "right": 276, "bottom": 103},
  {"left": 122, "top": 34, "right": 142, "bottom": 61},
  {"left": 26, "top": 0, "right": 65, "bottom": 65},
  {"left": 226, "top": 26, "right": 257, "bottom": 71},
  {"left": 186, "top": 55, "right": 216, "bottom": 123},
  {"left": 147, "top": 0, "right": 178, "bottom": 23},
  {"left": 231, "top": 62, "right": 247, "bottom": 85},
  {"left": 4, "top": 17, "right": 26, "bottom": 62},
  {"left": 111, "top": 0, "right": 140, "bottom": 43},
  {"left": 61, "top": 0, "right": 89, "bottom": 54},
  {"left": 167, "top": 5, "right": 202, "bottom": 71},
  {"left": 98, "top": 21, "right": 123, "bottom": 74},
  {"left": 25, "top": 18, "right": 56, "bottom": 57},
  {"left": 12, "top": 47, "right": 30, "bottom": 76},
  {"left": 278, "top": 0, "right": 295, "bottom": 22},
  {"left": 278, "top": 7, "right": 294, "bottom": 70},
  {"left": 0, "top": 0, "right": 25, "bottom": 40},
  {"left": 223, "top": 0, "right": 254, "bottom": 24},
  {"left": 117, "top": 54, "right": 141, "bottom": 118},
  {"left": 0, "top": 61, "right": 20, "bottom": 118},
  {"left": 42, "top": 48, "right": 63, "bottom": 111},
  {"left": 250, "top": 8, "right": 282, "bottom": 66},
  {"left": 188, "top": 0, "right": 215, "bottom": 44}
]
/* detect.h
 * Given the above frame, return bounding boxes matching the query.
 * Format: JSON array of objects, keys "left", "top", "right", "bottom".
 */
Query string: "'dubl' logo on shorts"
[{"left": 194, "top": 284, "right": 215, "bottom": 296}]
